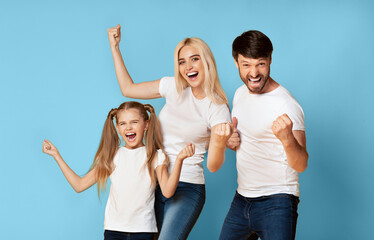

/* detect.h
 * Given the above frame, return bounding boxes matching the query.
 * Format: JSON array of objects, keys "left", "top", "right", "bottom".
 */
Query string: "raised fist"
[
  {"left": 226, "top": 117, "right": 240, "bottom": 150},
  {"left": 214, "top": 122, "right": 233, "bottom": 145},
  {"left": 177, "top": 143, "right": 195, "bottom": 161},
  {"left": 272, "top": 113, "right": 293, "bottom": 142},
  {"left": 107, "top": 24, "right": 121, "bottom": 48},
  {"left": 42, "top": 139, "right": 59, "bottom": 158}
]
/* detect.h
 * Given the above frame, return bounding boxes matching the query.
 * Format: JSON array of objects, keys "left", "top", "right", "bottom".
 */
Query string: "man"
[{"left": 220, "top": 30, "right": 309, "bottom": 240}]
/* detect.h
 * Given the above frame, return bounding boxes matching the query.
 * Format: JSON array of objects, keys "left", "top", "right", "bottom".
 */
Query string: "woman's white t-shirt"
[
  {"left": 104, "top": 146, "right": 166, "bottom": 232},
  {"left": 158, "top": 76, "right": 231, "bottom": 184}
]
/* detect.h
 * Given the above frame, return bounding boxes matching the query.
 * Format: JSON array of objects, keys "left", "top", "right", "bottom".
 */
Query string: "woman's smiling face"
[{"left": 178, "top": 45, "right": 205, "bottom": 90}]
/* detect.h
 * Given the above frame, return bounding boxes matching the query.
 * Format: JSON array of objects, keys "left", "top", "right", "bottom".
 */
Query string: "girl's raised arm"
[
  {"left": 42, "top": 139, "right": 97, "bottom": 193},
  {"left": 156, "top": 143, "right": 195, "bottom": 198},
  {"left": 108, "top": 24, "right": 161, "bottom": 99}
]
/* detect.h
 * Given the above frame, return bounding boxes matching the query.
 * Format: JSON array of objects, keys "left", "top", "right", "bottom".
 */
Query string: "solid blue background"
[{"left": 1, "top": 0, "right": 373, "bottom": 239}]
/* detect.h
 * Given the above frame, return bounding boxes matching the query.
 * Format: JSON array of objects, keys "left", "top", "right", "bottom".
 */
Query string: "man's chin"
[{"left": 246, "top": 84, "right": 262, "bottom": 94}]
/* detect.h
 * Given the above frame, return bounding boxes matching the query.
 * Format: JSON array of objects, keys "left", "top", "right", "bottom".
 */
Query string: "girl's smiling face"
[{"left": 116, "top": 108, "right": 148, "bottom": 149}]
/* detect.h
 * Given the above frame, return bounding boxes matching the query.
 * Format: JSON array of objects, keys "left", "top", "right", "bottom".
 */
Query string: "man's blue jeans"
[
  {"left": 155, "top": 181, "right": 206, "bottom": 240},
  {"left": 219, "top": 192, "right": 299, "bottom": 240}
]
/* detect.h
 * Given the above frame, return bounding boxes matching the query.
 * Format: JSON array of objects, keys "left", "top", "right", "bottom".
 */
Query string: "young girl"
[{"left": 42, "top": 101, "right": 195, "bottom": 240}]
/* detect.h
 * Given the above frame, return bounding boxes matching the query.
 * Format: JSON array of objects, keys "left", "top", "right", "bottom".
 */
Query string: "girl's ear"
[{"left": 145, "top": 120, "right": 149, "bottom": 131}]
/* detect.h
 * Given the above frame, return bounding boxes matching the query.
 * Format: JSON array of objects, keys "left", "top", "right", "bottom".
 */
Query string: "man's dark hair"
[{"left": 232, "top": 30, "right": 273, "bottom": 61}]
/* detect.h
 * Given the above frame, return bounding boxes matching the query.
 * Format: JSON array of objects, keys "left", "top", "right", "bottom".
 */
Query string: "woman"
[{"left": 107, "top": 24, "right": 232, "bottom": 240}]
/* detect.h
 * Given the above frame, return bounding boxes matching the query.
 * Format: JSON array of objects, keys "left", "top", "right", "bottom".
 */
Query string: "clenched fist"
[
  {"left": 226, "top": 117, "right": 240, "bottom": 150},
  {"left": 177, "top": 143, "right": 195, "bottom": 162},
  {"left": 107, "top": 24, "right": 121, "bottom": 48},
  {"left": 42, "top": 139, "right": 60, "bottom": 158},
  {"left": 214, "top": 122, "right": 233, "bottom": 145},
  {"left": 272, "top": 113, "right": 293, "bottom": 143}
]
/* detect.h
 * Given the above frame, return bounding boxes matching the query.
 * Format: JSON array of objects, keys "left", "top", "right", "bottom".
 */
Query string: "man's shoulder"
[
  {"left": 234, "top": 84, "right": 247, "bottom": 98},
  {"left": 275, "top": 85, "right": 302, "bottom": 106}
]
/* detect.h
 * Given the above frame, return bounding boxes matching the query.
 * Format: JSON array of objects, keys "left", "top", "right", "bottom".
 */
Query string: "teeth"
[
  {"left": 187, "top": 72, "right": 198, "bottom": 77},
  {"left": 249, "top": 78, "right": 260, "bottom": 82},
  {"left": 125, "top": 133, "right": 136, "bottom": 139}
]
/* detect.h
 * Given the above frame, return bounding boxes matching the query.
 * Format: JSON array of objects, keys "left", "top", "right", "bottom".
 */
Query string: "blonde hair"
[
  {"left": 90, "top": 101, "right": 168, "bottom": 196},
  {"left": 174, "top": 37, "right": 228, "bottom": 106}
]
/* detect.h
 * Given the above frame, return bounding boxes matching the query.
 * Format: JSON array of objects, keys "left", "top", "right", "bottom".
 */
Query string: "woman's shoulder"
[
  {"left": 159, "top": 76, "right": 176, "bottom": 97},
  {"left": 206, "top": 97, "right": 229, "bottom": 111},
  {"left": 160, "top": 76, "right": 175, "bottom": 86}
]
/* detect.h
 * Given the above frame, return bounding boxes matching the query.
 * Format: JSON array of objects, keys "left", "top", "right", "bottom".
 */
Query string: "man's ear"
[{"left": 234, "top": 58, "right": 239, "bottom": 69}]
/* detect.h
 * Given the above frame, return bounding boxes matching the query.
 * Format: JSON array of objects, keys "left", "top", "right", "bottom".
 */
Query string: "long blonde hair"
[
  {"left": 90, "top": 101, "right": 168, "bottom": 196},
  {"left": 174, "top": 37, "right": 228, "bottom": 106}
]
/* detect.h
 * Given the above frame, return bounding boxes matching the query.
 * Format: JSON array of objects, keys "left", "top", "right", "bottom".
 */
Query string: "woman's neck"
[{"left": 191, "top": 86, "right": 206, "bottom": 100}]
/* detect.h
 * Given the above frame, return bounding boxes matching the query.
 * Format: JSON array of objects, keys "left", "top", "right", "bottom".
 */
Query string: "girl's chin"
[{"left": 124, "top": 142, "right": 144, "bottom": 149}]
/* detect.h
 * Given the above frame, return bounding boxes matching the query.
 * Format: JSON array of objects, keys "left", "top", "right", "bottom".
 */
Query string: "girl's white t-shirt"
[
  {"left": 104, "top": 146, "right": 166, "bottom": 232},
  {"left": 158, "top": 76, "right": 231, "bottom": 184}
]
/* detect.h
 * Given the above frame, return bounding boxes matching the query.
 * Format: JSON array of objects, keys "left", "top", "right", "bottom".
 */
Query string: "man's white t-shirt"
[
  {"left": 232, "top": 84, "right": 305, "bottom": 198},
  {"left": 158, "top": 76, "right": 231, "bottom": 184},
  {"left": 104, "top": 146, "right": 166, "bottom": 232}
]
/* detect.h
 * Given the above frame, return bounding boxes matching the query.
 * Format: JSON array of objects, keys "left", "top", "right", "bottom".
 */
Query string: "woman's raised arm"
[{"left": 108, "top": 24, "right": 161, "bottom": 99}]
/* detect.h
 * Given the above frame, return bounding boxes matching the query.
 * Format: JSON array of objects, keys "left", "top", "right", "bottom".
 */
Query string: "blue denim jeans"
[
  {"left": 219, "top": 192, "right": 299, "bottom": 240},
  {"left": 155, "top": 181, "right": 206, "bottom": 240},
  {"left": 104, "top": 230, "right": 154, "bottom": 240}
]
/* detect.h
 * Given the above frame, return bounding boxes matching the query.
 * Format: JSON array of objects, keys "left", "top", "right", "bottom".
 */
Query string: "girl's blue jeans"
[{"left": 104, "top": 230, "right": 154, "bottom": 240}]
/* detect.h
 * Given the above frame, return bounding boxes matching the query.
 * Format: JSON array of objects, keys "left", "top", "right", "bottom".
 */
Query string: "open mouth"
[
  {"left": 249, "top": 77, "right": 261, "bottom": 82},
  {"left": 187, "top": 71, "right": 199, "bottom": 80},
  {"left": 125, "top": 133, "right": 136, "bottom": 142},
  {"left": 248, "top": 77, "right": 262, "bottom": 86}
]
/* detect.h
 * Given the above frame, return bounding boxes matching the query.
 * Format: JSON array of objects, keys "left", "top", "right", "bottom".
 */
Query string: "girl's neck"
[{"left": 124, "top": 144, "right": 145, "bottom": 150}]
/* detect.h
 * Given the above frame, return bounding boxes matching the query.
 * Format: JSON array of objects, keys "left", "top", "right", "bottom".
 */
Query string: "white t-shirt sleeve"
[
  {"left": 232, "top": 85, "right": 245, "bottom": 119},
  {"left": 207, "top": 103, "right": 231, "bottom": 128},
  {"left": 159, "top": 76, "right": 175, "bottom": 98},
  {"left": 154, "top": 149, "right": 167, "bottom": 169},
  {"left": 283, "top": 99, "right": 305, "bottom": 131}
]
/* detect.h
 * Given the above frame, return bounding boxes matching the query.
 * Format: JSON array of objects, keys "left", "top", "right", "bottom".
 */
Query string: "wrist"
[
  {"left": 52, "top": 152, "right": 61, "bottom": 159},
  {"left": 281, "top": 136, "right": 297, "bottom": 148},
  {"left": 212, "top": 140, "right": 227, "bottom": 150},
  {"left": 175, "top": 157, "right": 184, "bottom": 164},
  {"left": 110, "top": 44, "right": 120, "bottom": 51}
]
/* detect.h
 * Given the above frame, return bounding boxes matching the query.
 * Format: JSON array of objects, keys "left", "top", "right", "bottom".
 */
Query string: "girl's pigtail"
[
  {"left": 144, "top": 104, "right": 169, "bottom": 185},
  {"left": 91, "top": 108, "right": 120, "bottom": 196}
]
